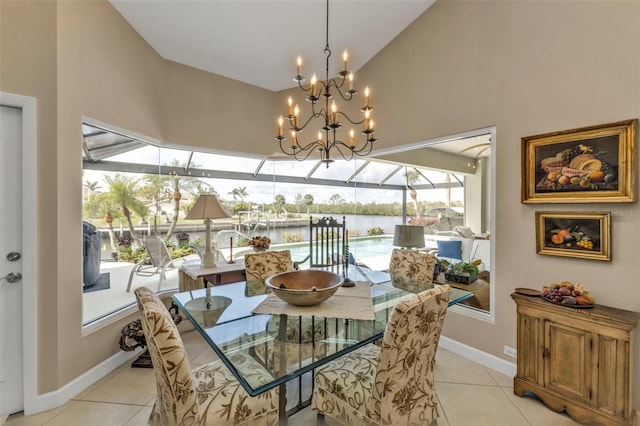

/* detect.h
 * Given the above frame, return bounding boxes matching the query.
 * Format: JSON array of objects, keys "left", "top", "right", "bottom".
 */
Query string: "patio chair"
[
  {"left": 126, "top": 235, "right": 189, "bottom": 292},
  {"left": 313, "top": 284, "right": 452, "bottom": 425},
  {"left": 388, "top": 248, "right": 438, "bottom": 292},
  {"left": 294, "top": 216, "right": 347, "bottom": 276},
  {"left": 134, "top": 287, "right": 278, "bottom": 426}
]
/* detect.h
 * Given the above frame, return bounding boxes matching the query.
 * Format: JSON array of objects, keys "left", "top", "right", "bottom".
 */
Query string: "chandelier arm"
[
  {"left": 349, "top": 140, "right": 375, "bottom": 156},
  {"left": 330, "top": 142, "right": 357, "bottom": 162},
  {"left": 297, "top": 79, "right": 312, "bottom": 92},
  {"left": 294, "top": 110, "right": 327, "bottom": 132},
  {"left": 332, "top": 85, "right": 356, "bottom": 102},
  {"left": 337, "top": 111, "right": 366, "bottom": 126}
]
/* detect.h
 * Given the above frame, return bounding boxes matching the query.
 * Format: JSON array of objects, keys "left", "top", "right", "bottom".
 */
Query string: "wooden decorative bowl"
[{"left": 265, "top": 270, "right": 344, "bottom": 306}]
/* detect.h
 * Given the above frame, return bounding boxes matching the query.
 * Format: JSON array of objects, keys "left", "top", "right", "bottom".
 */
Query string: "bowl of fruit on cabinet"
[{"left": 540, "top": 281, "right": 595, "bottom": 308}]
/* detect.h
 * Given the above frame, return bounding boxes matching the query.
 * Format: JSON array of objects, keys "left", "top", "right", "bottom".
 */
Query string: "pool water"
[{"left": 235, "top": 235, "right": 395, "bottom": 271}]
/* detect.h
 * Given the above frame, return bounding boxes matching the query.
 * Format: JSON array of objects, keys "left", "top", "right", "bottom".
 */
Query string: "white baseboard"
[
  {"left": 24, "top": 349, "right": 141, "bottom": 416},
  {"left": 439, "top": 336, "right": 517, "bottom": 379}
]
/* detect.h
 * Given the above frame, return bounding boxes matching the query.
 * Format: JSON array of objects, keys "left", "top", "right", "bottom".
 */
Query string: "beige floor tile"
[
  {"left": 190, "top": 346, "right": 219, "bottom": 365},
  {"left": 123, "top": 406, "right": 154, "bottom": 425},
  {"left": 434, "top": 393, "right": 450, "bottom": 426},
  {"left": 41, "top": 401, "right": 141, "bottom": 426},
  {"left": 436, "top": 382, "right": 529, "bottom": 426},
  {"left": 79, "top": 367, "right": 156, "bottom": 405},
  {"left": 5, "top": 403, "right": 76, "bottom": 426},
  {"left": 72, "top": 363, "right": 131, "bottom": 401},
  {"left": 504, "top": 388, "right": 582, "bottom": 426},
  {"left": 434, "top": 350, "right": 496, "bottom": 386},
  {"left": 485, "top": 367, "right": 514, "bottom": 388}
]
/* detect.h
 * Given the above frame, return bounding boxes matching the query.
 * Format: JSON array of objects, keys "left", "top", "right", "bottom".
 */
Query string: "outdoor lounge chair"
[{"left": 126, "top": 235, "right": 189, "bottom": 292}]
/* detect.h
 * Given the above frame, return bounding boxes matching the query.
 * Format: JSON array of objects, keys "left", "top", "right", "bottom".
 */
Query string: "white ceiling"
[{"left": 110, "top": 0, "right": 436, "bottom": 92}]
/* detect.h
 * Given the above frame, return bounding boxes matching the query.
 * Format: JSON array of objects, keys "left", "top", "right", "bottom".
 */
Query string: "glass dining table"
[{"left": 171, "top": 268, "right": 472, "bottom": 421}]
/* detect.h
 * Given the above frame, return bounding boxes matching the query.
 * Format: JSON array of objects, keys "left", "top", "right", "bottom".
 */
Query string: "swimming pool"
[{"left": 234, "top": 234, "right": 395, "bottom": 271}]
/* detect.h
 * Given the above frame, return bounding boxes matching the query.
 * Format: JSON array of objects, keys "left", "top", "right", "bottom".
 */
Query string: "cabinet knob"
[{"left": 542, "top": 348, "right": 550, "bottom": 357}]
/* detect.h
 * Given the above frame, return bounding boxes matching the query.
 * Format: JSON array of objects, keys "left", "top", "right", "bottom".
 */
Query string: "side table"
[{"left": 179, "top": 259, "right": 246, "bottom": 291}]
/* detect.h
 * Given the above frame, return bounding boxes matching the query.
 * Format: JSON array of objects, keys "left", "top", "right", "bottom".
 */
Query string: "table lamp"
[
  {"left": 393, "top": 224, "right": 425, "bottom": 249},
  {"left": 185, "top": 195, "right": 230, "bottom": 267}
]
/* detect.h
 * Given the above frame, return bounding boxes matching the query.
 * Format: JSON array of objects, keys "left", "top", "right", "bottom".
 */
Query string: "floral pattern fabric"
[
  {"left": 388, "top": 249, "right": 436, "bottom": 292},
  {"left": 244, "top": 250, "right": 293, "bottom": 282},
  {"left": 134, "top": 287, "right": 278, "bottom": 426},
  {"left": 313, "top": 285, "right": 451, "bottom": 425}
]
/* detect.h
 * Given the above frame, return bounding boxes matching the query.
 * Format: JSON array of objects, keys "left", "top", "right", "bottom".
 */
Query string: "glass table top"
[{"left": 172, "top": 268, "right": 472, "bottom": 397}]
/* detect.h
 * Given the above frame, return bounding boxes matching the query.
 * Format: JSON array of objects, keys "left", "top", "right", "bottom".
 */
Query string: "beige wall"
[{"left": 2, "top": 0, "right": 639, "bottom": 408}]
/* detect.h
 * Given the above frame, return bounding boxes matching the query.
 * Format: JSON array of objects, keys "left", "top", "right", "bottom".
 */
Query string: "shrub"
[
  {"left": 281, "top": 232, "right": 303, "bottom": 243},
  {"left": 367, "top": 226, "right": 384, "bottom": 236}
]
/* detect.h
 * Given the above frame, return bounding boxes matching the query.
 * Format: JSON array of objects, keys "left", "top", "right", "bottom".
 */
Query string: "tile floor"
[{"left": 4, "top": 329, "right": 581, "bottom": 426}]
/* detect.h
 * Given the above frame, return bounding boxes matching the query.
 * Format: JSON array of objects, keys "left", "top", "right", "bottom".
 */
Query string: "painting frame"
[
  {"left": 535, "top": 211, "right": 611, "bottom": 261},
  {"left": 522, "top": 119, "right": 637, "bottom": 203}
]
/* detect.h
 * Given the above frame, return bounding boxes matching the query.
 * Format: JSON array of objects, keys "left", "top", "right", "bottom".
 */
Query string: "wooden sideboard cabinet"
[{"left": 511, "top": 292, "right": 639, "bottom": 425}]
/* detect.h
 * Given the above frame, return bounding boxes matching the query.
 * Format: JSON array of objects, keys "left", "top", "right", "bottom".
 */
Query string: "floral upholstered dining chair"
[
  {"left": 388, "top": 248, "right": 438, "bottom": 292},
  {"left": 134, "top": 287, "right": 279, "bottom": 426},
  {"left": 313, "top": 284, "right": 452, "bottom": 425},
  {"left": 244, "top": 249, "right": 293, "bottom": 282}
]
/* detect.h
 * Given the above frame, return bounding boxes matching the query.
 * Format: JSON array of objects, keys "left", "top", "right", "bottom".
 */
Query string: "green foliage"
[
  {"left": 439, "top": 259, "right": 479, "bottom": 276},
  {"left": 281, "top": 232, "right": 303, "bottom": 243},
  {"left": 367, "top": 226, "right": 385, "bottom": 236}
]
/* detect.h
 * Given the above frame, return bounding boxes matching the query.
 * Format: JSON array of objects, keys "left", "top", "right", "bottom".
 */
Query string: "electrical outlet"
[{"left": 503, "top": 346, "right": 517, "bottom": 358}]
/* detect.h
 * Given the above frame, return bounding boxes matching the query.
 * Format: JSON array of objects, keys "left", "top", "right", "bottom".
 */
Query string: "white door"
[{"left": 0, "top": 105, "right": 24, "bottom": 416}]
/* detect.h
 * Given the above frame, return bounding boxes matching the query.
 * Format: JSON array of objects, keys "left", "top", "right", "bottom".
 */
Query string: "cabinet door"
[
  {"left": 544, "top": 320, "right": 592, "bottom": 403},
  {"left": 517, "top": 313, "right": 543, "bottom": 384}
]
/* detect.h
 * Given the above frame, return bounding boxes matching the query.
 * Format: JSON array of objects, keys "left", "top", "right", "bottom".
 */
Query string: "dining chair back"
[
  {"left": 134, "top": 286, "right": 279, "bottom": 426},
  {"left": 126, "top": 235, "right": 189, "bottom": 292},
  {"left": 313, "top": 284, "right": 452, "bottom": 425},
  {"left": 244, "top": 249, "right": 293, "bottom": 282},
  {"left": 294, "top": 216, "right": 347, "bottom": 275},
  {"left": 388, "top": 248, "right": 437, "bottom": 291}
]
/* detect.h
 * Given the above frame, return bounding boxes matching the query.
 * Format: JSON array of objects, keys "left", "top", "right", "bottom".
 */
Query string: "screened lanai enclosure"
[{"left": 81, "top": 121, "right": 492, "bottom": 325}]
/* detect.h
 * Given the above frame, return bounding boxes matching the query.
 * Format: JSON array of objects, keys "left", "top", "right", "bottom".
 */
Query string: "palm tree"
[
  {"left": 85, "top": 192, "right": 118, "bottom": 253},
  {"left": 83, "top": 180, "right": 101, "bottom": 200},
  {"left": 329, "top": 194, "right": 345, "bottom": 205},
  {"left": 294, "top": 193, "right": 303, "bottom": 213},
  {"left": 273, "top": 194, "right": 286, "bottom": 218},
  {"left": 104, "top": 174, "right": 148, "bottom": 245},
  {"left": 404, "top": 168, "right": 421, "bottom": 219},
  {"left": 139, "top": 174, "right": 171, "bottom": 234},
  {"left": 303, "top": 194, "right": 314, "bottom": 214},
  {"left": 164, "top": 164, "right": 200, "bottom": 240}
]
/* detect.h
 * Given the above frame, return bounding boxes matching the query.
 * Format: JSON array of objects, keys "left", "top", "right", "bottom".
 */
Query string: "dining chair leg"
[{"left": 316, "top": 413, "right": 326, "bottom": 425}]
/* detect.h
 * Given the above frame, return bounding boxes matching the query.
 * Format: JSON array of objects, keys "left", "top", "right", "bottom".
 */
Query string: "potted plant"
[
  {"left": 176, "top": 232, "right": 190, "bottom": 248},
  {"left": 248, "top": 236, "right": 271, "bottom": 252},
  {"left": 440, "top": 259, "right": 480, "bottom": 284}
]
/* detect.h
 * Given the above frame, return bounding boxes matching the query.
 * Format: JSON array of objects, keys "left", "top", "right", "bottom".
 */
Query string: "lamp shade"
[
  {"left": 393, "top": 225, "right": 425, "bottom": 249},
  {"left": 185, "top": 195, "right": 230, "bottom": 220}
]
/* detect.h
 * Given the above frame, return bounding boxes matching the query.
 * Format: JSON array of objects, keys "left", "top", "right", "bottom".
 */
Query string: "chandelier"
[{"left": 274, "top": 0, "right": 377, "bottom": 167}]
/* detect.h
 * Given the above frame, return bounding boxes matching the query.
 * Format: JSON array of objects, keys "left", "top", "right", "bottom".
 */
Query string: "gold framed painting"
[
  {"left": 522, "top": 119, "right": 637, "bottom": 203},
  {"left": 535, "top": 211, "right": 611, "bottom": 261}
]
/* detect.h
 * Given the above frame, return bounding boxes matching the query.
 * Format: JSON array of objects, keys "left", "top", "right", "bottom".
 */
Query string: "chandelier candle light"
[{"left": 275, "top": 0, "right": 377, "bottom": 166}]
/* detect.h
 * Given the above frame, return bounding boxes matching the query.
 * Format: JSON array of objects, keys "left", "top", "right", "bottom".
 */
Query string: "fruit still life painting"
[
  {"left": 535, "top": 211, "right": 611, "bottom": 261},
  {"left": 536, "top": 138, "right": 618, "bottom": 193}
]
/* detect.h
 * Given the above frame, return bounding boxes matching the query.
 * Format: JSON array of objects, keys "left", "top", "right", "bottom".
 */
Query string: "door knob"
[
  {"left": 0, "top": 272, "right": 22, "bottom": 283},
  {"left": 6, "top": 252, "right": 21, "bottom": 262}
]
